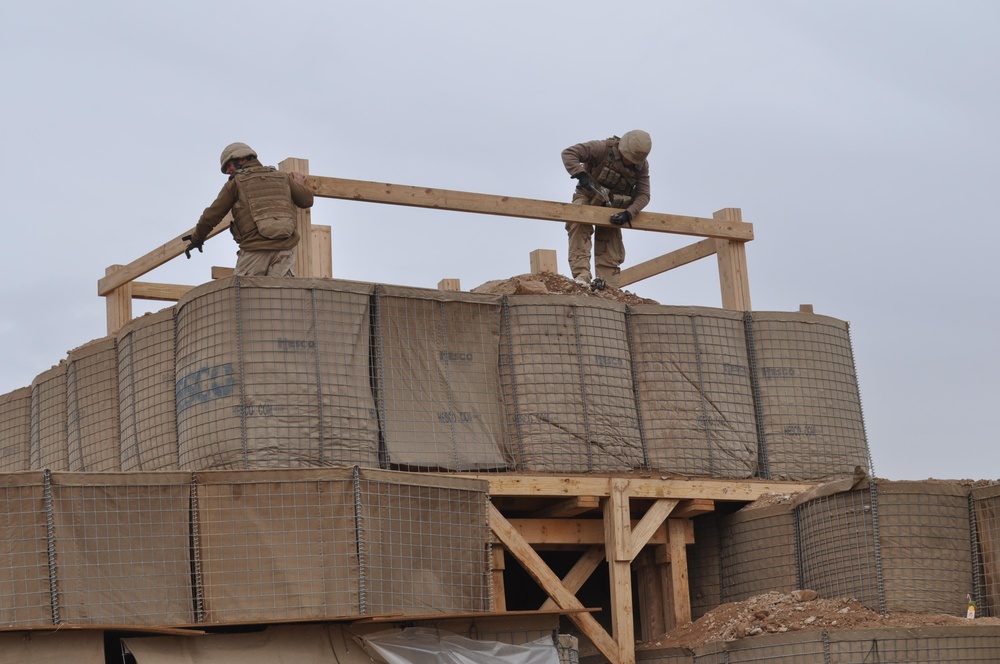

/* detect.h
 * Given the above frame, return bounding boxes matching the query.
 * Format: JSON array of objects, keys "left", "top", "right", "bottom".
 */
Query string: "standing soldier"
[
  {"left": 562, "top": 130, "right": 651, "bottom": 290},
  {"left": 183, "top": 142, "right": 314, "bottom": 277}
]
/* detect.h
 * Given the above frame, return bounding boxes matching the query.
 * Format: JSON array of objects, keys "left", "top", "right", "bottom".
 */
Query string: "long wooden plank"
[
  {"left": 98, "top": 218, "right": 230, "bottom": 296},
  {"left": 531, "top": 495, "right": 601, "bottom": 518},
  {"left": 538, "top": 546, "right": 606, "bottom": 611},
  {"left": 503, "top": 518, "right": 667, "bottom": 546},
  {"left": 309, "top": 176, "right": 754, "bottom": 241},
  {"left": 130, "top": 281, "right": 193, "bottom": 302},
  {"left": 618, "top": 238, "right": 718, "bottom": 287},
  {"left": 489, "top": 505, "right": 621, "bottom": 664},
  {"left": 484, "top": 476, "right": 815, "bottom": 500}
]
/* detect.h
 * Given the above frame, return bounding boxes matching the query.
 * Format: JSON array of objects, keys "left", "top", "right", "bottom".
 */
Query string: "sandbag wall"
[
  {"left": 688, "top": 479, "right": 993, "bottom": 621},
  {"left": 0, "top": 467, "right": 491, "bottom": 628},
  {"left": 0, "top": 280, "right": 872, "bottom": 481}
]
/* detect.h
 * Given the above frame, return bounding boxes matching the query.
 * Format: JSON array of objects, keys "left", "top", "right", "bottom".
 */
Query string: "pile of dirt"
[
  {"left": 645, "top": 591, "right": 1000, "bottom": 651},
  {"left": 471, "top": 272, "right": 658, "bottom": 306}
]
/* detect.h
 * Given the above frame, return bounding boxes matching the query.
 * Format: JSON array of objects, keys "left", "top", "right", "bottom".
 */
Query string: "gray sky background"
[{"left": 2, "top": 1, "right": 997, "bottom": 481}]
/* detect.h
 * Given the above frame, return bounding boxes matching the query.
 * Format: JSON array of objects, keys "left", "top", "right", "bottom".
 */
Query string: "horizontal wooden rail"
[{"left": 309, "top": 176, "right": 754, "bottom": 241}]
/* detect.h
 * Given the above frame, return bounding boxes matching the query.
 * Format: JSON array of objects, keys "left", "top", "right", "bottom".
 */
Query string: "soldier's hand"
[
  {"left": 572, "top": 172, "right": 593, "bottom": 189},
  {"left": 609, "top": 211, "right": 632, "bottom": 226},
  {"left": 182, "top": 234, "right": 204, "bottom": 259}
]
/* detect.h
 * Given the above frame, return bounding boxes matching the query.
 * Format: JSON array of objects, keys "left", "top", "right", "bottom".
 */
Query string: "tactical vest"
[
  {"left": 231, "top": 166, "right": 297, "bottom": 241},
  {"left": 589, "top": 137, "right": 643, "bottom": 207}
]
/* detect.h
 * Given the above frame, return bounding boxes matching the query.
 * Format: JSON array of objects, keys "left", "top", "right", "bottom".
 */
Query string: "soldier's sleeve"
[
  {"left": 626, "top": 163, "right": 651, "bottom": 218},
  {"left": 289, "top": 176, "right": 314, "bottom": 209},
  {"left": 192, "top": 180, "right": 238, "bottom": 242},
  {"left": 561, "top": 139, "right": 604, "bottom": 177}
]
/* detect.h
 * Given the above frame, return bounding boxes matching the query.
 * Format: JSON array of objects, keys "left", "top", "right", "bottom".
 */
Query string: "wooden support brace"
[
  {"left": 492, "top": 547, "right": 507, "bottom": 612},
  {"left": 604, "top": 479, "right": 635, "bottom": 664},
  {"left": 539, "top": 545, "right": 606, "bottom": 611},
  {"left": 713, "top": 208, "right": 751, "bottom": 310},
  {"left": 489, "top": 505, "right": 621, "bottom": 664},
  {"left": 618, "top": 238, "right": 718, "bottom": 287}
]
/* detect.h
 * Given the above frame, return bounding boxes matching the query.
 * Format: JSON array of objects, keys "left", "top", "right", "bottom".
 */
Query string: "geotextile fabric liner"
[
  {"left": 66, "top": 336, "right": 120, "bottom": 471},
  {"left": 29, "top": 362, "right": 68, "bottom": 471},
  {"left": 747, "top": 311, "right": 870, "bottom": 481},
  {"left": 688, "top": 512, "right": 723, "bottom": 620},
  {"left": 0, "top": 631, "right": 105, "bottom": 664},
  {"left": 47, "top": 471, "right": 194, "bottom": 626},
  {"left": 117, "top": 307, "right": 179, "bottom": 471},
  {"left": 500, "top": 295, "right": 644, "bottom": 472},
  {"left": 0, "top": 386, "right": 31, "bottom": 472},
  {"left": 719, "top": 504, "right": 798, "bottom": 603},
  {"left": 175, "top": 276, "right": 379, "bottom": 470},
  {"left": 0, "top": 471, "right": 51, "bottom": 627},
  {"left": 374, "top": 285, "right": 510, "bottom": 471},
  {"left": 972, "top": 484, "right": 1000, "bottom": 617},
  {"left": 629, "top": 305, "right": 757, "bottom": 479}
]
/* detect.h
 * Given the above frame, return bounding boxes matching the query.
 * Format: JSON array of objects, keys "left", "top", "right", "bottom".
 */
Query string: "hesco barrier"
[
  {"left": 2, "top": 279, "right": 873, "bottom": 480},
  {"left": 174, "top": 277, "right": 380, "bottom": 470},
  {"left": 688, "top": 478, "right": 995, "bottom": 622},
  {"left": 117, "top": 307, "right": 178, "bottom": 471},
  {"left": 66, "top": 336, "right": 119, "bottom": 471},
  {"left": 629, "top": 306, "right": 757, "bottom": 479},
  {"left": 0, "top": 387, "right": 30, "bottom": 471},
  {"left": 582, "top": 625, "right": 1000, "bottom": 663},
  {"left": 0, "top": 467, "right": 490, "bottom": 628}
]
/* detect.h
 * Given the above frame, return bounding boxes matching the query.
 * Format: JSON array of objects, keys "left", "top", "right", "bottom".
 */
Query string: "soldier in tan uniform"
[
  {"left": 183, "top": 142, "right": 315, "bottom": 277},
  {"left": 561, "top": 130, "right": 651, "bottom": 289}
]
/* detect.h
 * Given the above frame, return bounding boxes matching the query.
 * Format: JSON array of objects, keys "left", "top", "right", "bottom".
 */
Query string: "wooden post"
[
  {"left": 713, "top": 208, "right": 751, "bottom": 310},
  {"left": 438, "top": 279, "right": 462, "bottom": 291},
  {"left": 491, "top": 547, "right": 507, "bottom": 611},
  {"left": 604, "top": 479, "right": 635, "bottom": 664},
  {"left": 279, "top": 157, "right": 313, "bottom": 278},
  {"left": 104, "top": 265, "right": 133, "bottom": 336},
  {"left": 312, "top": 225, "right": 332, "bottom": 278},
  {"left": 668, "top": 519, "right": 692, "bottom": 626},
  {"left": 529, "top": 249, "right": 558, "bottom": 275}
]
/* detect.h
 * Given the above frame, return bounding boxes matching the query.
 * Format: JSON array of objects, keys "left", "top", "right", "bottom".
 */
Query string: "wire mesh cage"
[
  {"left": 972, "top": 484, "right": 1000, "bottom": 617},
  {"left": 30, "top": 362, "right": 69, "bottom": 471},
  {"left": 0, "top": 387, "right": 31, "bottom": 472},
  {"left": 720, "top": 503, "right": 798, "bottom": 603},
  {"left": 117, "top": 307, "right": 179, "bottom": 471},
  {"left": 66, "top": 337, "right": 120, "bottom": 472},
  {"left": 630, "top": 305, "right": 757, "bottom": 479},
  {"left": 0, "top": 471, "right": 51, "bottom": 627}
]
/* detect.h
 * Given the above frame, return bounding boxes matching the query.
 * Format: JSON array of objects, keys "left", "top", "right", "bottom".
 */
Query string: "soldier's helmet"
[
  {"left": 619, "top": 130, "right": 652, "bottom": 164},
  {"left": 220, "top": 142, "right": 257, "bottom": 173}
]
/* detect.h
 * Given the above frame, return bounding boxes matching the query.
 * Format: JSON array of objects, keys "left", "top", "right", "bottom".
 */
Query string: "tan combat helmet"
[
  {"left": 219, "top": 142, "right": 257, "bottom": 173},
  {"left": 619, "top": 130, "right": 652, "bottom": 164}
]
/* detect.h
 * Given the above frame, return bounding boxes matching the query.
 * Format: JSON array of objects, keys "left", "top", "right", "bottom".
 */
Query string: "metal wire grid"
[
  {"left": 29, "top": 362, "right": 69, "bottom": 471},
  {"left": 826, "top": 626, "right": 1000, "bottom": 662},
  {"left": 0, "top": 471, "right": 50, "bottom": 627},
  {"left": 688, "top": 512, "right": 723, "bottom": 620},
  {"left": 500, "top": 295, "right": 644, "bottom": 473},
  {"left": 47, "top": 471, "right": 194, "bottom": 626},
  {"left": 972, "top": 485, "right": 1000, "bottom": 617},
  {"left": 796, "top": 486, "right": 880, "bottom": 610},
  {"left": 174, "top": 278, "right": 380, "bottom": 471},
  {"left": 630, "top": 306, "right": 758, "bottom": 479},
  {"left": 357, "top": 470, "right": 492, "bottom": 615},
  {"left": 117, "top": 307, "right": 179, "bottom": 471},
  {"left": 66, "top": 337, "right": 120, "bottom": 472},
  {"left": 747, "top": 313, "right": 871, "bottom": 482},
  {"left": 876, "top": 482, "right": 975, "bottom": 615},
  {"left": 0, "top": 387, "right": 31, "bottom": 472},
  {"left": 691, "top": 630, "right": 828, "bottom": 663},
  {"left": 720, "top": 505, "right": 799, "bottom": 603},
  {"left": 372, "top": 285, "right": 512, "bottom": 472}
]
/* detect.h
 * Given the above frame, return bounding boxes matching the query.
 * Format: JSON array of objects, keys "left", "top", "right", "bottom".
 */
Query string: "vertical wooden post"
[
  {"left": 438, "top": 279, "right": 462, "bottom": 291},
  {"left": 311, "top": 225, "right": 333, "bottom": 278},
  {"left": 604, "top": 478, "right": 636, "bottom": 664},
  {"left": 529, "top": 249, "right": 558, "bottom": 275},
  {"left": 713, "top": 208, "right": 751, "bottom": 310},
  {"left": 668, "top": 519, "right": 692, "bottom": 626},
  {"left": 634, "top": 549, "right": 665, "bottom": 641},
  {"left": 491, "top": 547, "right": 507, "bottom": 611},
  {"left": 104, "top": 265, "right": 133, "bottom": 336},
  {"left": 279, "top": 157, "right": 313, "bottom": 278}
]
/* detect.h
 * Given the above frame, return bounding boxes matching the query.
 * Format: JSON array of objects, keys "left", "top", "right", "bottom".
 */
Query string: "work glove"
[
  {"left": 571, "top": 172, "right": 593, "bottom": 190},
  {"left": 182, "top": 234, "right": 204, "bottom": 259},
  {"left": 609, "top": 210, "right": 632, "bottom": 227}
]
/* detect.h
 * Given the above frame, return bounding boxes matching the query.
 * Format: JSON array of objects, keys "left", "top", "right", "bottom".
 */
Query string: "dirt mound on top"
[{"left": 471, "top": 272, "right": 658, "bottom": 306}]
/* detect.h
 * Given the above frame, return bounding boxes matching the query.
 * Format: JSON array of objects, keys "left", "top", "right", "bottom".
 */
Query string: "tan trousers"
[
  {"left": 234, "top": 248, "right": 297, "bottom": 277},
  {"left": 566, "top": 192, "right": 625, "bottom": 286}
]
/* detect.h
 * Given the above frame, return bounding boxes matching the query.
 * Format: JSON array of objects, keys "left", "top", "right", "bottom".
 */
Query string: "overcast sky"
[{"left": 2, "top": 2, "right": 997, "bottom": 481}]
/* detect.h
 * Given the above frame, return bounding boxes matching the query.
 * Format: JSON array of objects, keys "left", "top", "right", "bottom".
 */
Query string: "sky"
[{"left": 1, "top": 1, "right": 997, "bottom": 481}]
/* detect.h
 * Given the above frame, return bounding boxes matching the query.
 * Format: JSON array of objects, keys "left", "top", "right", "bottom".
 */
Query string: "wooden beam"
[
  {"left": 503, "top": 518, "right": 668, "bottom": 546},
  {"left": 309, "top": 176, "right": 754, "bottom": 242},
  {"left": 484, "top": 476, "right": 815, "bottom": 501},
  {"left": 489, "top": 505, "right": 621, "bottom": 664},
  {"left": 618, "top": 238, "right": 718, "bottom": 287},
  {"left": 211, "top": 266, "right": 235, "bottom": 280},
  {"left": 312, "top": 224, "right": 332, "bottom": 278},
  {"left": 628, "top": 499, "right": 679, "bottom": 562},
  {"left": 604, "top": 479, "right": 635, "bottom": 664},
  {"left": 713, "top": 208, "right": 752, "bottom": 310},
  {"left": 98, "top": 219, "right": 230, "bottom": 296},
  {"left": 491, "top": 547, "right": 506, "bottom": 612},
  {"left": 672, "top": 499, "right": 715, "bottom": 519},
  {"left": 539, "top": 545, "right": 606, "bottom": 611},
  {"left": 104, "top": 265, "right": 133, "bottom": 336},
  {"left": 130, "top": 282, "right": 193, "bottom": 302},
  {"left": 531, "top": 496, "right": 601, "bottom": 518}
]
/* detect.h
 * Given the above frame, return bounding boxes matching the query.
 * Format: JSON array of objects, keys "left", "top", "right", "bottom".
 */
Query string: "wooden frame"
[{"left": 98, "top": 157, "right": 753, "bottom": 335}]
